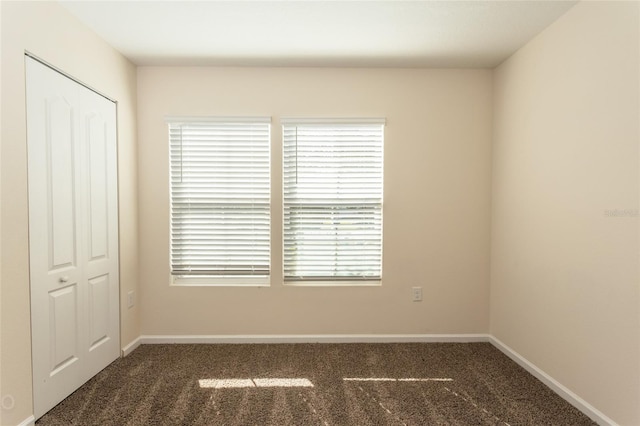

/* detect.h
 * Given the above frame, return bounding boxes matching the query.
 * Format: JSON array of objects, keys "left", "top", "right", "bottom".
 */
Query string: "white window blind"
[
  {"left": 168, "top": 118, "right": 270, "bottom": 281},
  {"left": 282, "top": 118, "right": 384, "bottom": 281}
]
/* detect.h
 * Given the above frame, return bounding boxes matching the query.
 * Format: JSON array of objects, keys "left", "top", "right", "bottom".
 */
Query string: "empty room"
[{"left": 1, "top": 0, "right": 639, "bottom": 425}]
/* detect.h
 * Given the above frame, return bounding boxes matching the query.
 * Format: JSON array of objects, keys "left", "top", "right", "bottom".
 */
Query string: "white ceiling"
[{"left": 59, "top": 0, "right": 579, "bottom": 68}]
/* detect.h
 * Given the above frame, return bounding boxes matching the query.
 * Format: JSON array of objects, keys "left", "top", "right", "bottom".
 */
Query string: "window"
[
  {"left": 168, "top": 117, "right": 270, "bottom": 285},
  {"left": 282, "top": 118, "right": 384, "bottom": 283}
]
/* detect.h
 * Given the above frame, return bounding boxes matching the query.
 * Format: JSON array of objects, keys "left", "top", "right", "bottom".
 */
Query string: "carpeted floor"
[{"left": 36, "top": 343, "right": 596, "bottom": 425}]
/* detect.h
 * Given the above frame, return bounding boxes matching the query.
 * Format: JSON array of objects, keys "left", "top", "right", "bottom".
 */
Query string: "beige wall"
[
  {"left": 0, "top": 2, "right": 139, "bottom": 424},
  {"left": 6, "top": 0, "right": 637, "bottom": 424},
  {"left": 491, "top": 2, "right": 639, "bottom": 425},
  {"left": 137, "top": 67, "right": 493, "bottom": 336}
]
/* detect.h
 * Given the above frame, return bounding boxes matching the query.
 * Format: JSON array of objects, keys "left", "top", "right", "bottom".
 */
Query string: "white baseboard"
[
  {"left": 140, "top": 333, "right": 491, "bottom": 344},
  {"left": 16, "top": 415, "right": 35, "bottom": 426},
  {"left": 121, "top": 336, "right": 142, "bottom": 357},
  {"left": 488, "top": 336, "right": 617, "bottom": 426}
]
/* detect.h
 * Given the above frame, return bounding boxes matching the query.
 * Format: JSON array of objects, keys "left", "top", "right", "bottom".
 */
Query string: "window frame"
[
  {"left": 167, "top": 116, "right": 272, "bottom": 287},
  {"left": 281, "top": 117, "right": 385, "bottom": 286}
]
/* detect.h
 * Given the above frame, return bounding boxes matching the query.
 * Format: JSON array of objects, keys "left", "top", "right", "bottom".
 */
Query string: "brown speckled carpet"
[{"left": 36, "top": 343, "right": 595, "bottom": 425}]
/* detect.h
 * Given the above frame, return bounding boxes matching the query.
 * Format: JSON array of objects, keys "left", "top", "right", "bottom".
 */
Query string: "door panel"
[
  {"left": 87, "top": 274, "right": 110, "bottom": 349},
  {"left": 47, "top": 96, "right": 77, "bottom": 271},
  {"left": 27, "top": 56, "right": 120, "bottom": 420},
  {"left": 86, "top": 113, "right": 108, "bottom": 261},
  {"left": 48, "top": 284, "right": 79, "bottom": 373}
]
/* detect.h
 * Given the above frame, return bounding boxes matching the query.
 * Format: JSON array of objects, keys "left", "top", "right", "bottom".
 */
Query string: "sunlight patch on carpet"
[
  {"left": 343, "top": 377, "right": 453, "bottom": 382},
  {"left": 254, "top": 378, "right": 314, "bottom": 387},
  {"left": 199, "top": 378, "right": 314, "bottom": 389}
]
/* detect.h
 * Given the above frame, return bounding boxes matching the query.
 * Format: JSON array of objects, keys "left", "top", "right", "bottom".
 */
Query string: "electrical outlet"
[
  {"left": 412, "top": 287, "right": 422, "bottom": 302},
  {"left": 127, "top": 291, "right": 135, "bottom": 308}
]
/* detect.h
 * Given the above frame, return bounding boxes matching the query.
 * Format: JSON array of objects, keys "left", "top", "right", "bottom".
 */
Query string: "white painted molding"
[
  {"left": 121, "top": 336, "right": 142, "bottom": 357},
  {"left": 488, "top": 336, "right": 617, "bottom": 426},
  {"left": 16, "top": 415, "right": 35, "bottom": 426},
  {"left": 140, "top": 334, "right": 491, "bottom": 345}
]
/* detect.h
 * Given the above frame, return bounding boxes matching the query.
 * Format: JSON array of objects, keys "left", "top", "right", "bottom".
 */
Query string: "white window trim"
[
  {"left": 284, "top": 279, "right": 382, "bottom": 287},
  {"left": 281, "top": 117, "right": 385, "bottom": 286},
  {"left": 280, "top": 117, "right": 386, "bottom": 125},
  {"left": 171, "top": 275, "right": 271, "bottom": 287},
  {"left": 166, "top": 116, "right": 271, "bottom": 124},
  {"left": 167, "top": 116, "right": 272, "bottom": 287}
]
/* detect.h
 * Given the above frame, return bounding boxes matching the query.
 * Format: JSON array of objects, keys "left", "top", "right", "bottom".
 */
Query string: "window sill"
[
  {"left": 284, "top": 280, "right": 382, "bottom": 287},
  {"left": 171, "top": 276, "right": 270, "bottom": 287}
]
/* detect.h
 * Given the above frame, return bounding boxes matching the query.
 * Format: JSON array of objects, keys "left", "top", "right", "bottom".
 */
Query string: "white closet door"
[
  {"left": 26, "top": 57, "right": 120, "bottom": 419},
  {"left": 77, "top": 75, "right": 120, "bottom": 382}
]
